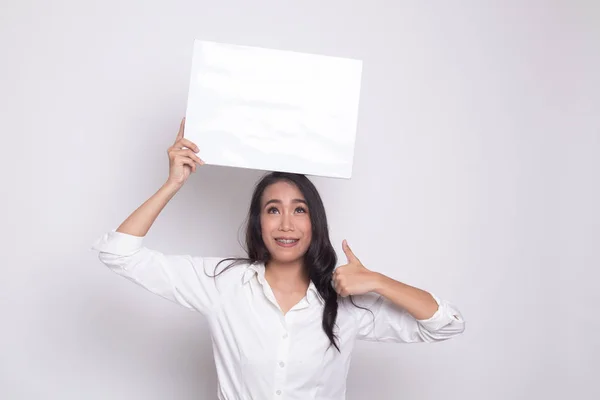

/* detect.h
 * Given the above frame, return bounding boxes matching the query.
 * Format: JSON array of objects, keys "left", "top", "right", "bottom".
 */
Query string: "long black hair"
[{"left": 214, "top": 171, "right": 341, "bottom": 351}]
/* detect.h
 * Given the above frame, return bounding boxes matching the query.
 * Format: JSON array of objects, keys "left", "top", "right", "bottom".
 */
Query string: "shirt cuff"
[
  {"left": 416, "top": 293, "right": 461, "bottom": 332},
  {"left": 91, "top": 229, "right": 144, "bottom": 256}
]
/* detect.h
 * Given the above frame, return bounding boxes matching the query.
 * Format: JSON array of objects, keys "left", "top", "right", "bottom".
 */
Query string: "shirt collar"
[
  {"left": 306, "top": 280, "right": 324, "bottom": 305},
  {"left": 242, "top": 262, "right": 265, "bottom": 284},
  {"left": 242, "top": 262, "right": 325, "bottom": 305}
]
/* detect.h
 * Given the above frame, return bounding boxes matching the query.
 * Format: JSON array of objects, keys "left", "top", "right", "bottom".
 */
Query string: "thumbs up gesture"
[{"left": 333, "top": 240, "right": 381, "bottom": 297}]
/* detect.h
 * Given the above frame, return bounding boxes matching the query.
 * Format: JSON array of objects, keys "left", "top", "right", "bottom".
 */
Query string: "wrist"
[
  {"left": 370, "top": 272, "right": 387, "bottom": 294},
  {"left": 162, "top": 180, "right": 184, "bottom": 193}
]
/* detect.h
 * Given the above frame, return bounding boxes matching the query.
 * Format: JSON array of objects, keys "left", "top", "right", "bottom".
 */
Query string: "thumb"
[{"left": 342, "top": 240, "right": 359, "bottom": 263}]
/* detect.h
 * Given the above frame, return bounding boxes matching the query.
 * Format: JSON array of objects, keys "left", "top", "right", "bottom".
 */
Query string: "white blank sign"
[{"left": 184, "top": 40, "right": 363, "bottom": 179}]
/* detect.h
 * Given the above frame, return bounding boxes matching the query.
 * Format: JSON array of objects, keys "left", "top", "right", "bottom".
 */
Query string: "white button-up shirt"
[{"left": 92, "top": 230, "right": 465, "bottom": 400}]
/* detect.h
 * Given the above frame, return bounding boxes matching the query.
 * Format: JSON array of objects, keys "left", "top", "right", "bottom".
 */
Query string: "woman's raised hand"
[{"left": 166, "top": 118, "right": 204, "bottom": 187}]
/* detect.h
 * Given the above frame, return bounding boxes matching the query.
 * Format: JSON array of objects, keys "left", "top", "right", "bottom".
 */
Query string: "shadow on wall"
[
  {"left": 74, "top": 271, "right": 218, "bottom": 399},
  {"left": 159, "top": 163, "right": 268, "bottom": 256}
]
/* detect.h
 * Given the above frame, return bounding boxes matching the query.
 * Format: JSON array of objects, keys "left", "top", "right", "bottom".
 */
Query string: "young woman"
[{"left": 92, "top": 119, "right": 465, "bottom": 399}]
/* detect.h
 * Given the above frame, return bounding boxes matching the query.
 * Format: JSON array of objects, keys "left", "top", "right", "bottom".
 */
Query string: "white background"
[{"left": 1, "top": 1, "right": 598, "bottom": 399}]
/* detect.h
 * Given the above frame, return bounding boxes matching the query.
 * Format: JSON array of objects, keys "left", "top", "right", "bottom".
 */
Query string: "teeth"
[{"left": 276, "top": 239, "right": 298, "bottom": 244}]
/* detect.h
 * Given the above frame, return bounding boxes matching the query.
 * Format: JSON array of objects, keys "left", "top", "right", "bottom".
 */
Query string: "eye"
[
  {"left": 295, "top": 206, "right": 307, "bottom": 214},
  {"left": 267, "top": 206, "right": 280, "bottom": 214}
]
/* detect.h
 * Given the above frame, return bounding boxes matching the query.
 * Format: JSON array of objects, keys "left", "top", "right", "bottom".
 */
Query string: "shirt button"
[
  {"left": 279, "top": 361, "right": 285, "bottom": 368},
  {"left": 282, "top": 333, "right": 288, "bottom": 339},
  {"left": 276, "top": 390, "right": 282, "bottom": 395}
]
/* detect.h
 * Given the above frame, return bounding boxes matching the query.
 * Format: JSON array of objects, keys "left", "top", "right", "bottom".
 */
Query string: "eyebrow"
[{"left": 264, "top": 198, "right": 307, "bottom": 207}]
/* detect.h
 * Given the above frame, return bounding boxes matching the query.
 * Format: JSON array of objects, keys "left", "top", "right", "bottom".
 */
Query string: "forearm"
[
  {"left": 116, "top": 181, "right": 182, "bottom": 237},
  {"left": 372, "top": 273, "right": 439, "bottom": 320}
]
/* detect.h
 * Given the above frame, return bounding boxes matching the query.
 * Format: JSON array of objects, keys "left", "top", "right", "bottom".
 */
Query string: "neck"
[{"left": 265, "top": 259, "right": 310, "bottom": 291}]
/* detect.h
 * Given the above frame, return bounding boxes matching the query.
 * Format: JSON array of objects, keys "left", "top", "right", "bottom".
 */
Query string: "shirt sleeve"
[
  {"left": 91, "top": 229, "right": 226, "bottom": 316},
  {"left": 352, "top": 292, "right": 465, "bottom": 343}
]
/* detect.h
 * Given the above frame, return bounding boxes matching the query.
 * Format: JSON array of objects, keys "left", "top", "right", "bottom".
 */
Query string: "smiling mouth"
[{"left": 275, "top": 238, "right": 299, "bottom": 247}]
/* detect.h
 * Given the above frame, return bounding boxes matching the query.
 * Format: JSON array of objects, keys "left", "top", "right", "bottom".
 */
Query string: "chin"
[
  {"left": 267, "top": 243, "right": 309, "bottom": 264},
  {"left": 269, "top": 251, "right": 304, "bottom": 264}
]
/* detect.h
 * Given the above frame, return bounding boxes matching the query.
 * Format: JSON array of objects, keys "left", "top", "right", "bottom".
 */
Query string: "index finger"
[{"left": 175, "top": 117, "right": 185, "bottom": 143}]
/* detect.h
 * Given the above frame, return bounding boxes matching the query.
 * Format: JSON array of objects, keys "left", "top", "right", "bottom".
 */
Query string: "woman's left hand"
[{"left": 333, "top": 240, "right": 381, "bottom": 297}]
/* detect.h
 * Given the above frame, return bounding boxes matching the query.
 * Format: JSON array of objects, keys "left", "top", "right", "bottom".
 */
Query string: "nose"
[{"left": 279, "top": 212, "right": 294, "bottom": 232}]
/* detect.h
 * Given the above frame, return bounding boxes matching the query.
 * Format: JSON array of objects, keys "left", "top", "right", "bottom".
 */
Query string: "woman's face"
[{"left": 260, "top": 181, "right": 312, "bottom": 264}]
